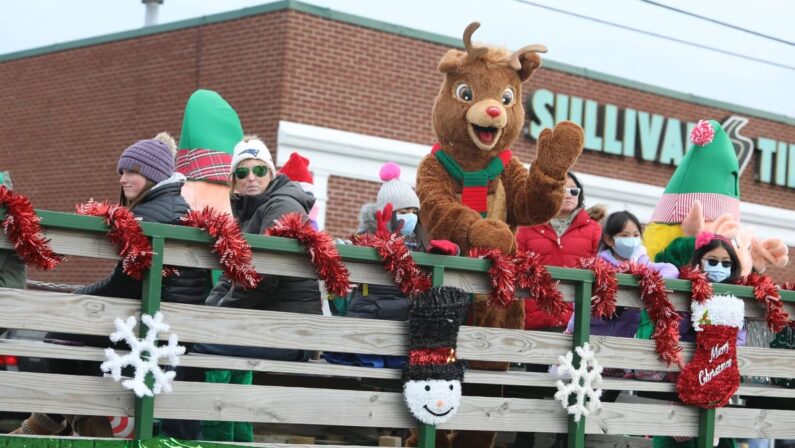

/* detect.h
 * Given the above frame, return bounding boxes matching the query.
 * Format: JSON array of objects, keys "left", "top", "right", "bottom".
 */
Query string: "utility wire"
[
  {"left": 512, "top": 0, "right": 795, "bottom": 71},
  {"left": 637, "top": 0, "right": 795, "bottom": 47}
]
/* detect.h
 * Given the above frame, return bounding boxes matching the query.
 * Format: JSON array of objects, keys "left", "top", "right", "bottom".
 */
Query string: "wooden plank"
[
  {"left": 0, "top": 288, "right": 139, "bottom": 336},
  {"left": 717, "top": 407, "right": 795, "bottom": 438},
  {"left": 0, "top": 371, "right": 133, "bottom": 416},
  {"left": 592, "top": 402, "right": 699, "bottom": 437},
  {"left": 0, "top": 228, "right": 120, "bottom": 261},
  {"left": 4, "top": 289, "right": 795, "bottom": 379}
]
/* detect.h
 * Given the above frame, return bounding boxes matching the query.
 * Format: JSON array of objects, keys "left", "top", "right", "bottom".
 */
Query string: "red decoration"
[
  {"left": 578, "top": 257, "right": 618, "bottom": 319},
  {"left": 409, "top": 347, "right": 456, "bottom": 365},
  {"left": 76, "top": 201, "right": 152, "bottom": 280},
  {"left": 267, "top": 213, "right": 351, "bottom": 297},
  {"left": 782, "top": 282, "right": 795, "bottom": 292},
  {"left": 181, "top": 207, "right": 259, "bottom": 290},
  {"left": 677, "top": 325, "right": 740, "bottom": 408},
  {"left": 738, "top": 272, "right": 789, "bottom": 333},
  {"left": 469, "top": 247, "right": 516, "bottom": 306},
  {"left": 0, "top": 186, "right": 63, "bottom": 270},
  {"left": 690, "top": 119, "right": 715, "bottom": 146},
  {"left": 678, "top": 265, "right": 713, "bottom": 304},
  {"left": 514, "top": 251, "right": 566, "bottom": 318},
  {"left": 622, "top": 263, "right": 682, "bottom": 366},
  {"left": 353, "top": 203, "right": 432, "bottom": 297}
]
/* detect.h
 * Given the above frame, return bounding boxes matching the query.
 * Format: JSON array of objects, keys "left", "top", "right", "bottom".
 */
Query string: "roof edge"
[{"left": 1, "top": 0, "right": 793, "bottom": 126}]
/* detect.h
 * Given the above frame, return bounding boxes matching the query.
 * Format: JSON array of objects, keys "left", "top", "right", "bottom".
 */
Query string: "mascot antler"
[
  {"left": 463, "top": 22, "right": 489, "bottom": 59},
  {"left": 504, "top": 44, "right": 548, "bottom": 70}
]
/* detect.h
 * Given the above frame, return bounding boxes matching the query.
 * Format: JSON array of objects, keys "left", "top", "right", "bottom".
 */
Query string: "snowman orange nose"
[{"left": 436, "top": 400, "right": 445, "bottom": 408}]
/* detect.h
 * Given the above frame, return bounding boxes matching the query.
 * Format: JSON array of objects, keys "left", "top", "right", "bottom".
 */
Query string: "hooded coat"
[{"left": 205, "top": 174, "right": 322, "bottom": 315}]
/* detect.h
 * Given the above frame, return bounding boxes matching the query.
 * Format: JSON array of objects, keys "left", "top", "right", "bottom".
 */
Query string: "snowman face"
[{"left": 403, "top": 379, "right": 462, "bottom": 425}]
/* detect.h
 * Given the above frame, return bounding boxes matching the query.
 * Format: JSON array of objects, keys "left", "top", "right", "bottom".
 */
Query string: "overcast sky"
[{"left": 2, "top": 0, "right": 794, "bottom": 118}]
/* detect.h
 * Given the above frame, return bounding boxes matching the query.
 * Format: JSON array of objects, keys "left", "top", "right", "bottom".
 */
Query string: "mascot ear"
[
  {"left": 438, "top": 49, "right": 467, "bottom": 74},
  {"left": 517, "top": 52, "right": 542, "bottom": 82}
]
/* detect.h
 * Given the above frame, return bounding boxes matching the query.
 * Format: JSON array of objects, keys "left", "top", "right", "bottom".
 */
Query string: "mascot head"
[{"left": 432, "top": 23, "right": 546, "bottom": 159}]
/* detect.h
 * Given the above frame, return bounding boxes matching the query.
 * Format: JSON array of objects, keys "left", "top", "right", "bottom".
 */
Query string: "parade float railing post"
[{"left": 1, "top": 208, "right": 795, "bottom": 448}]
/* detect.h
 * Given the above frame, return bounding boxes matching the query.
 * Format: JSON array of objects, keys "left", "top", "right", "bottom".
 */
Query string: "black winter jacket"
[
  {"left": 205, "top": 174, "right": 322, "bottom": 315},
  {"left": 74, "top": 175, "right": 210, "bottom": 304}
]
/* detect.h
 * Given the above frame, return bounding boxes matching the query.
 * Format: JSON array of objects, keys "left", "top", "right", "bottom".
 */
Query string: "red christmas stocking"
[{"left": 677, "top": 294, "right": 744, "bottom": 409}]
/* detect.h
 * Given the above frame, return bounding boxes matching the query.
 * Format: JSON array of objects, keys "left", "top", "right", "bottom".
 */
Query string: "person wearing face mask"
[{"left": 643, "top": 232, "right": 745, "bottom": 448}]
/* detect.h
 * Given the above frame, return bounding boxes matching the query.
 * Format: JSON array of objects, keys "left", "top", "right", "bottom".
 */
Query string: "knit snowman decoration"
[
  {"left": 403, "top": 286, "right": 469, "bottom": 425},
  {"left": 677, "top": 294, "right": 744, "bottom": 408}
]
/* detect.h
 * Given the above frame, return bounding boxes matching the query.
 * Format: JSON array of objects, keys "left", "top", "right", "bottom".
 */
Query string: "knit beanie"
[
  {"left": 231, "top": 138, "right": 275, "bottom": 175},
  {"left": 279, "top": 152, "right": 314, "bottom": 192},
  {"left": 650, "top": 120, "right": 740, "bottom": 223},
  {"left": 117, "top": 139, "right": 175, "bottom": 184},
  {"left": 376, "top": 162, "right": 420, "bottom": 212}
]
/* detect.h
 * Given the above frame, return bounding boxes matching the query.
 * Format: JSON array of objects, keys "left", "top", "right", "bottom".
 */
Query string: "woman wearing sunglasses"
[
  {"left": 515, "top": 172, "right": 601, "bottom": 331},
  {"left": 195, "top": 136, "right": 321, "bottom": 443},
  {"left": 690, "top": 232, "right": 741, "bottom": 284}
]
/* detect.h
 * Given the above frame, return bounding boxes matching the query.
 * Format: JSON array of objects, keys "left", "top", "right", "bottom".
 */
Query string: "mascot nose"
[
  {"left": 486, "top": 107, "right": 501, "bottom": 118},
  {"left": 436, "top": 400, "right": 445, "bottom": 408}
]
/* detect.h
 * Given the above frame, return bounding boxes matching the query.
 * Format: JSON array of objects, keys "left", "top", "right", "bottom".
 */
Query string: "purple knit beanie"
[{"left": 117, "top": 139, "right": 174, "bottom": 184}]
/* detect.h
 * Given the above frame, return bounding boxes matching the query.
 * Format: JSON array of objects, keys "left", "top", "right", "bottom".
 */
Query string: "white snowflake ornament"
[
  {"left": 553, "top": 342, "right": 603, "bottom": 422},
  {"left": 101, "top": 311, "right": 185, "bottom": 397}
]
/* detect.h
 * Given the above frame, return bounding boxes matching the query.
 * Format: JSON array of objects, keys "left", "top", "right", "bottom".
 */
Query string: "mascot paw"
[
  {"left": 752, "top": 238, "right": 790, "bottom": 272},
  {"left": 469, "top": 219, "right": 514, "bottom": 254},
  {"left": 535, "top": 121, "right": 584, "bottom": 178}
]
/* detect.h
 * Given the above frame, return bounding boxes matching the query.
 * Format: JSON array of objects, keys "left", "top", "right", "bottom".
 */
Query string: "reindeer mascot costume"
[{"left": 415, "top": 23, "right": 584, "bottom": 447}]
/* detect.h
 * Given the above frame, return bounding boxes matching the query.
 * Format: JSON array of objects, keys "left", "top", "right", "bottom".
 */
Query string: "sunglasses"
[
  {"left": 705, "top": 259, "right": 732, "bottom": 268},
  {"left": 565, "top": 187, "right": 581, "bottom": 197},
  {"left": 234, "top": 165, "right": 269, "bottom": 179}
]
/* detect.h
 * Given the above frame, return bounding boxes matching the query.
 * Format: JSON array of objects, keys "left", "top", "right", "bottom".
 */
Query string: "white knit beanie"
[
  {"left": 231, "top": 138, "right": 275, "bottom": 175},
  {"left": 376, "top": 162, "right": 420, "bottom": 212}
]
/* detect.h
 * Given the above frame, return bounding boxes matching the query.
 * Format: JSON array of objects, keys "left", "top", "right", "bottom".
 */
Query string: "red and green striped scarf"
[{"left": 431, "top": 143, "right": 512, "bottom": 217}]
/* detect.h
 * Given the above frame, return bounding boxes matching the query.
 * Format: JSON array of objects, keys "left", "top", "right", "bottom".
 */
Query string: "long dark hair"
[
  {"left": 567, "top": 172, "right": 585, "bottom": 209},
  {"left": 690, "top": 238, "right": 741, "bottom": 284},
  {"left": 598, "top": 211, "right": 641, "bottom": 252}
]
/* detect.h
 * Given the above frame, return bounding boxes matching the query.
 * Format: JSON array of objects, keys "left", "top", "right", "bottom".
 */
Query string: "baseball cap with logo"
[{"left": 230, "top": 137, "right": 275, "bottom": 176}]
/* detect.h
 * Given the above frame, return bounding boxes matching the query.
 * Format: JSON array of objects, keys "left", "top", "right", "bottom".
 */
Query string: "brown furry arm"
[
  {"left": 416, "top": 155, "right": 481, "bottom": 252},
  {"left": 503, "top": 157, "right": 566, "bottom": 226}
]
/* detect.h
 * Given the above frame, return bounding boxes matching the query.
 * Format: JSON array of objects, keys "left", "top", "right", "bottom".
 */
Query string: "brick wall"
[{"left": 1, "top": 8, "right": 792, "bottom": 283}]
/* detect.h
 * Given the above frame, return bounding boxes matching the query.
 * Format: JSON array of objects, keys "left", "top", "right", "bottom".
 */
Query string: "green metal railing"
[{"left": 2, "top": 208, "right": 794, "bottom": 448}]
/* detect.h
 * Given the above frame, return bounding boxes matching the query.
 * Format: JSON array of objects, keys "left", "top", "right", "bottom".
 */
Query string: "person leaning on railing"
[
  {"left": 11, "top": 135, "right": 211, "bottom": 437},
  {"left": 192, "top": 136, "right": 322, "bottom": 443}
]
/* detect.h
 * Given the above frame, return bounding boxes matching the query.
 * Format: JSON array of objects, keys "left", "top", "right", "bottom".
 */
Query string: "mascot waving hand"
[{"left": 414, "top": 22, "right": 584, "bottom": 447}]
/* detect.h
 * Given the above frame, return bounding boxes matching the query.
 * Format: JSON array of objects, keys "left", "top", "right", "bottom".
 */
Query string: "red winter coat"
[{"left": 515, "top": 209, "right": 601, "bottom": 330}]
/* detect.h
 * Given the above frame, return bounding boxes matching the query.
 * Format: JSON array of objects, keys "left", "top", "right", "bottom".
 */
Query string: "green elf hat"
[
  {"left": 175, "top": 89, "right": 243, "bottom": 183},
  {"left": 650, "top": 120, "right": 740, "bottom": 223}
]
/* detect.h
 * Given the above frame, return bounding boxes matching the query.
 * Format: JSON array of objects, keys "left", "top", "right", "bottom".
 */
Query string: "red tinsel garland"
[
  {"left": 181, "top": 207, "right": 259, "bottom": 290},
  {"left": 76, "top": 201, "right": 152, "bottom": 280},
  {"left": 738, "top": 272, "right": 789, "bottom": 333},
  {"left": 622, "top": 263, "right": 681, "bottom": 366},
  {"left": 782, "top": 282, "right": 795, "bottom": 291},
  {"left": 578, "top": 257, "right": 618, "bottom": 318},
  {"left": 355, "top": 232, "right": 431, "bottom": 297},
  {"left": 469, "top": 247, "right": 516, "bottom": 306},
  {"left": 678, "top": 265, "right": 713, "bottom": 304},
  {"left": 0, "top": 186, "right": 63, "bottom": 270},
  {"left": 267, "top": 213, "right": 351, "bottom": 297},
  {"left": 514, "top": 250, "right": 566, "bottom": 317}
]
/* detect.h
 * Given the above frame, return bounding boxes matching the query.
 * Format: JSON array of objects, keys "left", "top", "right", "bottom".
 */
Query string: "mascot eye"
[
  {"left": 425, "top": 385, "right": 431, "bottom": 392},
  {"left": 449, "top": 384, "right": 454, "bottom": 391},
  {"left": 501, "top": 88, "right": 515, "bottom": 106},
  {"left": 455, "top": 83, "right": 473, "bottom": 102}
]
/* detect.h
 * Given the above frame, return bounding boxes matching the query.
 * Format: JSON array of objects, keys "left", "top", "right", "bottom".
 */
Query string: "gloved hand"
[{"left": 428, "top": 240, "right": 460, "bottom": 256}]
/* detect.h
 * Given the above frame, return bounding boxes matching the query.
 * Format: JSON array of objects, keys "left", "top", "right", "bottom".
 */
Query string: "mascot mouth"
[
  {"left": 468, "top": 124, "right": 502, "bottom": 150},
  {"left": 423, "top": 405, "right": 454, "bottom": 417}
]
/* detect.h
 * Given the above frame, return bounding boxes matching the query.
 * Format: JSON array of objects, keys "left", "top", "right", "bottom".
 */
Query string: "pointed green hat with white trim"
[
  {"left": 650, "top": 120, "right": 740, "bottom": 223},
  {"left": 175, "top": 89, "right": 243, "bottom": 183}
]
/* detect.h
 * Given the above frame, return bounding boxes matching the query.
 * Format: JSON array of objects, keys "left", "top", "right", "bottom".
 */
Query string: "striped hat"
[{"left": 650, "top": 120, "right": 740, "bottom": 223}]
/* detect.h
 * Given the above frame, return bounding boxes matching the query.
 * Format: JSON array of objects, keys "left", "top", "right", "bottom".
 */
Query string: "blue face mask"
[
  {"left": 703, "top": 260, "right": 731, "bottom": 283},
  {"left": 396, "top": 213, "right": 418, "bottom": 236},
  {"left": 613, "top": 237, "right": 642, "bottom": 260}
]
